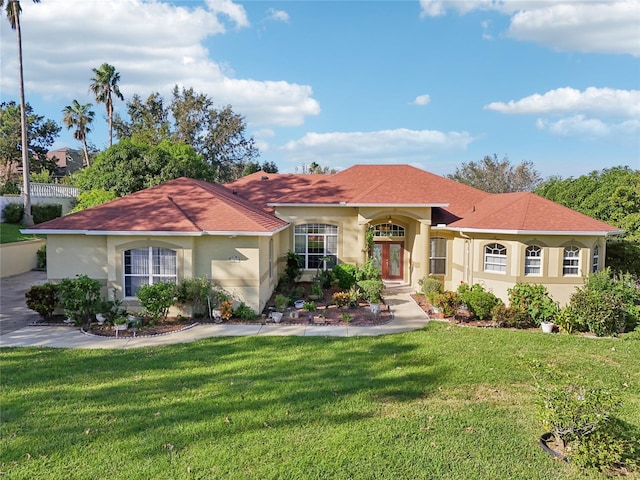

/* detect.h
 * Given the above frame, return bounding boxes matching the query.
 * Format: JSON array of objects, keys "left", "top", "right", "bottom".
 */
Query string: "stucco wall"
[{"left": 0, "top": 239, "right": 45, "bottom": 278}]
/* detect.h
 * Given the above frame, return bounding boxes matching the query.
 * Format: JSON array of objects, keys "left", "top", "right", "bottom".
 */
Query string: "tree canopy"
[
  {"left": 113, "top": 86, "right": 259, "bottom": 182},
  {"left": 447, "top": 154, "right": 542, "bottom": 193},
  {"left": 535, "top": 166, "right": 640, "bottom": 276},
  {"left": 71, "top": 139, "right": 210, "bottom": 196},
  {"left": 0, "top": 101, "right": 60, "bottom": 183}
]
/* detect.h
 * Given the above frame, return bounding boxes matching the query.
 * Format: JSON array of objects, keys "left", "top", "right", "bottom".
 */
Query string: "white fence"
[{"left": 1, "top": 182, "right": 80, "bottom": 222}]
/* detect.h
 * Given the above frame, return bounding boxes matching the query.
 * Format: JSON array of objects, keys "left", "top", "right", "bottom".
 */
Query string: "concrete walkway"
[{"left": 0, "top": 272, "right": 430, "bottom": 349}]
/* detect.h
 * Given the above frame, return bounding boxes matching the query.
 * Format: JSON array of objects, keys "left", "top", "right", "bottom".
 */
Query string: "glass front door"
[{"left": 373, "top": 242, "right": 403, "bottom": 280}]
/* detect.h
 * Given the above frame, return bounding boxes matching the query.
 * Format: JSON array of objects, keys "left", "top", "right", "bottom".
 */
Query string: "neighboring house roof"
[
  {"left": 25, "top": 177, "right": 289, "bottom": 236},
  {"left": 47, "top": 147, "right": 84, "bottom": 176},
  {"left": 445, "top": 191, "right": 624, "bottom": 235}
]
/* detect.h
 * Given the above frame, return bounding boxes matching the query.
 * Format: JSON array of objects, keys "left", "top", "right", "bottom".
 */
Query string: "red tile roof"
[
  {"left": 28, "top": 177, "right": 288, "bottom": 235},
  {"left": 447, "top": 191, "right": 623, "bottom": 234},
  {"left": 27, "top": 166, "right": 621, "bottom": 236}
]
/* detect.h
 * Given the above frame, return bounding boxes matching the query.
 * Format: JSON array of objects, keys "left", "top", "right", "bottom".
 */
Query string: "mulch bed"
[{"left": 411, "top": 294, "right": 501, "bottom": 328}]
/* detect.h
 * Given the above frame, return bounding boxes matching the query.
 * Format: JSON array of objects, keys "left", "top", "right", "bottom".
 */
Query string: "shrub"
[
  {"left": 32, "top": 204, "right": 62, "bottom": 224},
  {"left": 584, "top": 269, "right": 640, "bottom": 333},
  {"left": 284, "top": 251, "right": 302, "bottom": 284},
  {"left": 419, "top": 276, "right": 443, "bottom": 303},
  {"left": 25, "top": 283, "right": 59, "bottom": 320},
  {"left": 176, "top": 277, "right": 213, "bottom": 316},
  {"left": 0, "top": 181, "right": 20, "bottom": 195},
  {"left": 457, "top": 283, "right": 502, "bottom": 320},
  {"left": 567, "top": 288, "right": 626, "bottom": 337},
  {"left": 303, "top": 301, "right": 316, "bottom": 312},
  {"left": 433, "top": 291, "right": 461, "bottom": 317},
  {"left": 333, "top": 263, "right": 358, "bottom": 289},
  {"left": 58, "top": 275, "right": 101, "bottom": 325},
  {"left": 36, "top": 245, "right": 46, "bottom": 269},
  {"left": 219, "top": 299, "right": 233, "bottom": 320},
  {"left": 275, "top": 294, "right": 290, "bottom": 311},
  {"left": 491, "top": 305, "right": 535, "bottom": 329},
  {"left": 508, "top": 283, "right": 558, "bottom": 326},
  {"left": 2, "top": 202, "right": 23, "bottom": 224},
  {"left": 234, "top": 302, "right": 256, "bottom": 321},
  {"left": 332, "top": 291, "right": 350, "bottom": 308},
  {"left": 533, "top": 366, "right": 629, "bottom": 472},
  {"left": 135, "top": 281, "right": 177, "bottom": 325},
  {"left": 314, "top": 268, "right": 334, "bottom": 289},
  {"left": 357, "top": 279, "right": 384, "bottom": 304},
  {"left": 355, "top": 258, "right": 381, "bottom": 282},
  {"left": 341, "top": 312, "right": 352, "bottom": 323}
]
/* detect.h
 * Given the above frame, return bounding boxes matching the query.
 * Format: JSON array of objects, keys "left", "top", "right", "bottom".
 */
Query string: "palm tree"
[
  {"left": 89, "top": 63, "right": 124, "bottom": 147},
  {"left": 2, "top": 0, "right": 40, "bottom": 226},
  {"left": 62, "top": 100, "right": 95, "bottom": 167}
]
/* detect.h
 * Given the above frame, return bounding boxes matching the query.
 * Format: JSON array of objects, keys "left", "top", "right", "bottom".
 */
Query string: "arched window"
[
  {"left": 373, "top": 223, "right": 405, "bottom": 237},
  {"left": 592, "top": 245, "right": 599, "bottom": 273},
  {"left": 484, "top": 243, "right": 507, "bottom": 273},
  {"left": 563, "top": 246, "right": 580, "bottom": 276},
  {"left": 294, "top": 224, "right": 338, "bottom": 270},
  {"left": 525, "top": 245, "right": 542, "bottom": 275},
  {"left": 124, "top": 247, "right": 177, "bottom": 297},
  {"left": 430, "top": 237, "right": 447, "bottom": 275}
]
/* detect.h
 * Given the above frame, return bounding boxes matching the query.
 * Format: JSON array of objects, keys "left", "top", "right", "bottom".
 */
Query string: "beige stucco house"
[{"left": 24, "top": 165, "right": 623, "bottom": 313}]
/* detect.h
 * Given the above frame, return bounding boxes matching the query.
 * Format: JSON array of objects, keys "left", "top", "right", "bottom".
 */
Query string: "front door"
[{"left": 372, "top": 242, "right": 403, "bottom": 280}]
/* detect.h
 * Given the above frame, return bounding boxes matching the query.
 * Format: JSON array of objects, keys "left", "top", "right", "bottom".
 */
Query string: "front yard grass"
[{"left": 1, "top": 323, "right": 638, "bottom": 479}]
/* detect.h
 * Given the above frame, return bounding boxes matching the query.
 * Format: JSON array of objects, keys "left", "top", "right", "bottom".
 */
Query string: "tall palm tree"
[
  {"left": 62, "top": 100, "right": 95, "bottom": 167},
  {"left": 2, "top": 0, "right": 40, "bottom": 226},
  {"left": 89, "top": 63, "right": 124, "bottom": 147}
]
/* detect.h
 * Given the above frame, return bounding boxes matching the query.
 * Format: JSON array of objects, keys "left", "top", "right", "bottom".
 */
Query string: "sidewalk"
[{"left": 0, "top": 273, "right": 430, "bottom": 349}]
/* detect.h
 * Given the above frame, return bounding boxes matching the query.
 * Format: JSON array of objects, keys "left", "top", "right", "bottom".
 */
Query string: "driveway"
[{"left": 0, "top": 270, "right": 47, "bottom": 334}]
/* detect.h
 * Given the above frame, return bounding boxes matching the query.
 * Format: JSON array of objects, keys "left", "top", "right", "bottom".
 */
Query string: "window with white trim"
[
  {"left": 373, "top": 223, "right": 405, "bottom": 237},
  {"left": 484, "top": 243, "right": 507, "bottom": 273},
  {"left": 525, "top": 245, "right": 542, "bottom": 275},
  {"left": 563, "top": 246, "right": 580, "bottom": 276},
  {"left": 294, "top": 224, "right": 338, "bottom": 270},
  {"left": 592, "top": 245, "right": 599, "bottom": 273},
  {"left": 429, "top": 237, "right": 447, "bottom": 275},
  {"left": 123, "top": 247, "right": 177, "bottom": 297}
]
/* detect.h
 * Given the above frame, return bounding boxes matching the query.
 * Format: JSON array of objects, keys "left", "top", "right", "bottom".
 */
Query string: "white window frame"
[
  {"left": 592, "top": 245, "right": 599, "bottom": 273},
  {"left": 524, "top": 245, "right": 542, "bottom": 276},
  {"left": 429, "top": 237, "right": 447, "bottom": 275},
  {"left": 484, "top": 243, "right": 507, "bottom": 273},
  {"left": 373, "top": 223, "right": 405, "bottom": 237},
  {"left": 563, "top": 246, "right": 581, "bottom": 276},
  {"left": 123, "top": 247, "right": 177, "bottom": 298},
  {"left": 294, "top": 224, "right": 338, "bottom": 270}
]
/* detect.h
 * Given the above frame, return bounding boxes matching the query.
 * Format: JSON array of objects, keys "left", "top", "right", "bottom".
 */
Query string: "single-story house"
[{"left": 24, "top": 164, "right": 623, "bottom": 313}]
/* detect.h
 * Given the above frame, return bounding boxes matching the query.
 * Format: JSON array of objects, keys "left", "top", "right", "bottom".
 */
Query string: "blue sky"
[{"left": 1, "top": 0, "right": 638, "bottom": 179}]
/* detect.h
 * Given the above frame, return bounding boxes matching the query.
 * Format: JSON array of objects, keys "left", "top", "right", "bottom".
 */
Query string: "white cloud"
[
  {"left": 0, "top": 0, "right": 319, "bottom": 128},
  {"left": 265, "top": 8, "right": 290, "bottom": 23},
  {"left": 485, "top": 87, "right": 640, "bottom": 118},
  {"left": 537, "top": 115, "right": 640, "bottom": 137},
  {"left": 420, "top": 0, "right": 640, "bottom": 56},
  {"left": 412, "top": 94, "right": 431, "bottom": 106},
  {"left": 278, "top": 128, "right": 475, "bottom": 168}
]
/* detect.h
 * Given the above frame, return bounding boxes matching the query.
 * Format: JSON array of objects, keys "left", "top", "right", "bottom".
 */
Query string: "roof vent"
[
  {"left": 261, "top": 175, "right": 269, "bottom": 181},
  {"left": 232, "top": 189, "right": 238, "bottom": 195}
]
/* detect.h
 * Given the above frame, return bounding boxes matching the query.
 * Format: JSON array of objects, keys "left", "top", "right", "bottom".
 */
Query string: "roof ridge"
[{"left": 165, "top": 195, "right": 203, "bottom": 231}]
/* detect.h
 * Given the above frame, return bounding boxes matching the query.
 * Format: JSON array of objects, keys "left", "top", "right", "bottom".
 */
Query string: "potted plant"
[
  {"left": 113, "top": 316, "right": 128, "bottom": 331},
  {"left": 541, "top": 321, "right": 554, "bottom": 333},
  {"left": 357, "top": 279, "right": 384, "bottom": 314}
]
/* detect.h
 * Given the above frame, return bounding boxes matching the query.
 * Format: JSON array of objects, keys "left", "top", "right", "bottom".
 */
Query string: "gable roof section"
[
  {"left": 25, "top": 177, "right": 288, "bottom": 236},
  {"left": 227, "top": 165, "right": 489, "bottom": 216},
  {"left": 446, "top": 192, "right": 623, "bottom": 235}
]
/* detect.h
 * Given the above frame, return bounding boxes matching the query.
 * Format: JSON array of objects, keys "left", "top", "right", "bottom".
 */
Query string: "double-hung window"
[
  {"left": 124, "top": 247, "right": 177, "bottom": 297},
  {"left": 484, "top": 243, "right": 507, "bottom": 273},
  {"left": 429, "top": 237, "right": 447, "bottom": 275},
  {"left": 563, "top": 246, "right": 580, "bottom": 276},
  {"left": 525, "top": 245, "right": 542, "bottom": 275},
  {"left": 592, "top": 245, "right": 599, "bottom": 273},
  {"left": 294, "top": 224, "right": 338, "bottom": 270}
]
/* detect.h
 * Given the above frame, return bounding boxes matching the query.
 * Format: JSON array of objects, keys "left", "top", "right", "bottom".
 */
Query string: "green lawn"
[
  {"left": 0, "top": 223, "right": 40, "bottom": 244},
  {"left": 1, "top": 323, "right": 638, "bottom": 479}
]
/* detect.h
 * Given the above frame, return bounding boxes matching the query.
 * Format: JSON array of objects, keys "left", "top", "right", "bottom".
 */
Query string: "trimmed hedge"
[{"left": 32, "top": 203, "right": 62, "bottom": 224}]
